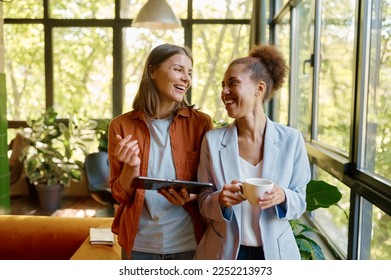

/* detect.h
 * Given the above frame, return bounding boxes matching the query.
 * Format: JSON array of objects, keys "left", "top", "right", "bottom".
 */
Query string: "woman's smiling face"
[
  {"left": 151, "top": 53, "right": 193, "bottom": 104},
  {"left": 221, "top": 63, "right": 260, "bottom": 119}
]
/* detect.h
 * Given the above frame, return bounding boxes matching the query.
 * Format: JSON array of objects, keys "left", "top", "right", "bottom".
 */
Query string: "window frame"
[
  {"left": 270, "top": 0, "right": 391, "bottom": 260},
  {"left": 5, "top": 0, "right": 251, "bottom": 128}
]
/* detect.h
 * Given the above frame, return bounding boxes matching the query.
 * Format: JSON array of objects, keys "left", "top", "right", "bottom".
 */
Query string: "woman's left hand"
[
  {"left": 159, "top": 187, "right": 192, "bottom": 206},
  {"left": 257, "top": 184, "right": 286, "bottom": 210}
]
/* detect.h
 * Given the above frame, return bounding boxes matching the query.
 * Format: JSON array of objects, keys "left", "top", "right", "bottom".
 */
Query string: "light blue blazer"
[{"left": 194, "top": 116, "right": 311, "bottom": 260}]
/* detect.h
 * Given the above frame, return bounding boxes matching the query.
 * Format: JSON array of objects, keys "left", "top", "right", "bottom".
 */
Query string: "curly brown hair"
[{"left": 229, "top": 44, "right": 287, "bottom": 102}]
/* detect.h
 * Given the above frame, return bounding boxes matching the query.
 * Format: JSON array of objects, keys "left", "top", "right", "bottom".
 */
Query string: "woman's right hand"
[
  {"left": 219, "top": 180, "right": 246, "bottom": 208},
  {"left": 115, "top": 134, "right": 141, "bottom": 168}
]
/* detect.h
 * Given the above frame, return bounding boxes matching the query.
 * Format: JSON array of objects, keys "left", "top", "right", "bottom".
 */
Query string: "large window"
[
  {"left": 4, "top": 0, "right": 252, "bottom": 125},
  {"left": 271, "top": 0, "right": 391, "bottom": 260},
  {"left": 292, "top": 0, "right": 313, "bottom": 139},
  {"left": 274, "top": 15, "right": 290, "bottom": 126},
  {"left": 49, "top": 0, "right": 115, "bottom": 19},
  {"left": 366, "top": 203, "right": 391, "bottom": 260},
  {"left": 4, "top": 23, "right": 45, "bottom": 120},
  {"left": 316, "top": 0, "right": 356, "bottom": 154},
  {"left": 5, "top": 0, "right": 391, "bottom": 260},
  {"left": 52, "top": 27, "right": 113, "bottom": 118},
  {"left": 192, "top": 24, "right": 251, "bottom": 121},
  {"left": 360, "top": 0, "right": 391, "bottom": 182}
]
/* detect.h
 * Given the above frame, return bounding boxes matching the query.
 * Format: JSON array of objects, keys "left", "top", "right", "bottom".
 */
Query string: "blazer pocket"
[
  {"left": 277, "top": 225, "right": 301, "bottom": 260},
  {"left": 195, "top": 222, "right": 223, "bottom": 260}
]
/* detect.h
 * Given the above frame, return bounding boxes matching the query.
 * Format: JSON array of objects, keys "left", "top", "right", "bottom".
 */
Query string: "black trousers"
[{"left": 237, "top": 245, "right": 265, "bottom": 260}]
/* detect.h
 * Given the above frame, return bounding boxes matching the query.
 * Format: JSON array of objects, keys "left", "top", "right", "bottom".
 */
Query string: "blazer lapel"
[
  {"left": 218, "top": 119, "right": 280, "bottom": 183},
  {"left": 220, "top": 122, "right": 242, "bottom": 185},
  {"left": 219, "top": 122, "right": 242, "bottom": 229},
  {"left": 262, "top": 117, "right": 280, "bottom": 182}
]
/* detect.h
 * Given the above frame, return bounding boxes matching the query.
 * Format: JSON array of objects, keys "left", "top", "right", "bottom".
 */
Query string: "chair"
[
  {"left": 84, "top": 151, "right": 117, "bottom": 206},
  {"left": 9, "top": 133, "right": 33, "bottom": 197}
]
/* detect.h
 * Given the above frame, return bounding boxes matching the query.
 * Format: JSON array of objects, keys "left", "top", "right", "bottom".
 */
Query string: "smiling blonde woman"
[{"left": 108, "top": 44, "right": 213, "bottom": 260}]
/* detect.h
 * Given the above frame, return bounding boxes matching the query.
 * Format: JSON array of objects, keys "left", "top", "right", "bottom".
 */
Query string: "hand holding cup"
[{"left": 240, "top": 178, "right": 274, "bottom": 206}]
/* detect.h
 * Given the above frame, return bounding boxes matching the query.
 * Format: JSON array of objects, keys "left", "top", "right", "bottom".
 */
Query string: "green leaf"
[
  {"left": 296, "top": 235, "right": 325, "bottom": 260},
  {"left": 292, "top": 180, "right": 344, "bottom": 260},
  {"left": 306, "top": 180, "right": 342, "bottom": 211},
  {"left": 69, "top": 169, "right": 82, "bottom": 180}
]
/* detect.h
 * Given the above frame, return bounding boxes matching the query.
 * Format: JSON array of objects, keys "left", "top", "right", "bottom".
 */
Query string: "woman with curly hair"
[{"left": 195, "top": 44, "right": 310, "bottom": 260}]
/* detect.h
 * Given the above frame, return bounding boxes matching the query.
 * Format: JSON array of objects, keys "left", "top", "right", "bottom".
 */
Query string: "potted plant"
[
  {"left": 291, "top": 179, "right": 344, "bottom": 260},
  {"left": 19, "top": 107, "right": 88, "bottom": 212}
]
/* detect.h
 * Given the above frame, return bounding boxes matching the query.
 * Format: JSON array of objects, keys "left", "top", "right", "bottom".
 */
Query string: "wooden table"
[{"left": 70, "top": 219, "right": 120, "bottom": 260}]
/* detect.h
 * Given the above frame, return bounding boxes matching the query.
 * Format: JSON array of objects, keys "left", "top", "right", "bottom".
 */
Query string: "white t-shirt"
[{"left": 133, "top": 117, "right": 196, "bottom": 254}]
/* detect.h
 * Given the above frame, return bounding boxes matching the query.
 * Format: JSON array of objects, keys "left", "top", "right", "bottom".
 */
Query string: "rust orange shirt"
[{"left": 108, "top": 107, "right": 213, "bottom": 257}]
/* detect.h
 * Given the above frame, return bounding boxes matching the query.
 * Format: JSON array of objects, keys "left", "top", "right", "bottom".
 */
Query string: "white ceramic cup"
[{"left": 241, "top": 178, "right": 274, "bottom": 206}]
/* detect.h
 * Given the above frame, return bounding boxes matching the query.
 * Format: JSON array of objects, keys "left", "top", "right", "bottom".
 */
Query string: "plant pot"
[{"left": 35, "top": 184, "right": 64, "bottom": 212}]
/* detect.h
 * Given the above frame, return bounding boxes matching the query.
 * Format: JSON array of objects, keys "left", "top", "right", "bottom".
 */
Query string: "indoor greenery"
[
  {"left": 92, "top": 118, "right": 110, "bottom": 152},
  {"left": 291, "top": 180, "right": 343, "bottom": 260},
  {"left": 19, "top": 107, "right": 90, "bottom": 188}
]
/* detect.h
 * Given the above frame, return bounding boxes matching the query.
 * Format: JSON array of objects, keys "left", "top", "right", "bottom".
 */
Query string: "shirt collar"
[{"left": 128, "top": 106, "right": 193, "bottom": 120}]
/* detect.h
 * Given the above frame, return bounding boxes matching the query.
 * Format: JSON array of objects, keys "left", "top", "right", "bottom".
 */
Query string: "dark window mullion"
[{"left": 44, "top": 0, "right": 53, "bottom": 108}]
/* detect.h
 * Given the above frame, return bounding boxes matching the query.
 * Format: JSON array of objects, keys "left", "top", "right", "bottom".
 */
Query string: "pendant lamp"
[{"left": 132, "top": 0, "right": 182, "bottom": 29}]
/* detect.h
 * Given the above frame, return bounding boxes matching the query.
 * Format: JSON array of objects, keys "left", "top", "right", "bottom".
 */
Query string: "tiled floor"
[{"left": 10, "top": 195, "right": 115, "bottom": 217}]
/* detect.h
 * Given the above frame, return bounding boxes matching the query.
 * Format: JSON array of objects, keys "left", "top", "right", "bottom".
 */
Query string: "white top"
[
  {"left": 240, "top": 157, "right": 263, "bottom": 246},
  {"left": 133, "top": 117, "right": 196, "bottom": 254}
]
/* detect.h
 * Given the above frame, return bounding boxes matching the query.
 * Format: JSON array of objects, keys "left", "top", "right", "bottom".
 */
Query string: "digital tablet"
[{"left": 131, "top": 176, "right": 215, "bottom": 194}]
